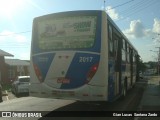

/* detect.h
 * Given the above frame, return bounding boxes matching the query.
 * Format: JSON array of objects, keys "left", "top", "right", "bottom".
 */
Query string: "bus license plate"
[{"left": 57, "top": 78, "right": 70, "bottom": 84}]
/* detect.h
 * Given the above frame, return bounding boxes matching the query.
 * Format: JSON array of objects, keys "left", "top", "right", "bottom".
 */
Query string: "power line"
[
  {"left": 122, "top": 0, "right": 156, "bottom": 16},
  {"left": 117, "top": 0, "right": 160, "bottom": 22},
  {"left": 0, "top": 1, "right": 136, "bottom": 37},
  {"left": 0, "top": 45, "right": 30, "bottom": 48},
  {"left": 0, "top": 30, "right": 31, "bottom": 37},
  {"left": 106, "top": 0, "right": 134, "bottom": 11},
  {"left": 118, "top": 0, "right": 147, "bottom": 15},
  {"left": 0, "top": 0, "right": 158, "bottom": 36}
]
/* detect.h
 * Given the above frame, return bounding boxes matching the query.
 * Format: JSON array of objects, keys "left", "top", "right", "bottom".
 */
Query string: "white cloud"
[
  {"left": 15, "top": 35, "right": 27, "bottom": 43},
  {"left": 19, "top": 52, "right": 30, "bottom": 60},
  {"left": 0, "top": 30, "right": 30, "bottom": 60},
  {"left": 0, "top": 30, "right": 13, "bottom": 42},
  {"left": 122, "top": 19, "right": 160, "bottom": 39},
  {"left": 106, "top": 6, "right": 121, "bottom": 21},
  {"left": 123, "top": 20, "right": 147, "bottom": 39},
  {"left": 0, "top": 30, "right": 13, "bottom": 35},
  {"left": 152, "top": 18, "right": 160, "bottom": 33}
]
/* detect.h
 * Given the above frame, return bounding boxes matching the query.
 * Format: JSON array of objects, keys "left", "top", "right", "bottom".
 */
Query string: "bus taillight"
[
  {"left": 86, "top": 64, "right": 99, "bottom": 82},
  {"left": 33, "top": 64, "right": 43, "bottom": 82}
]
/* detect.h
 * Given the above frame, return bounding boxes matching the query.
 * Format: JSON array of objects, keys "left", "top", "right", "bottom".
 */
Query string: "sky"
[{"left": 0, "top": 0, "right": 160, "bottom": 62}]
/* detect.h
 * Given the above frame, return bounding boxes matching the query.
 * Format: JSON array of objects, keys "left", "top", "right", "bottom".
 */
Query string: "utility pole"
[
  {"left": 156, "top": 47, "right": 160, "bottom": 78},
  {"left": 104, "top": 0, "right": 106, "bottom": 10},
  {"left": 152, "top": 34, "right": 160, "bottom": 81}
]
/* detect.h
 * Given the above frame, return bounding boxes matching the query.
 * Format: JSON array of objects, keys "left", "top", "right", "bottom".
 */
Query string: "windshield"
[{"left": 37, "top": 16, "right": 97, "bottom": 50}]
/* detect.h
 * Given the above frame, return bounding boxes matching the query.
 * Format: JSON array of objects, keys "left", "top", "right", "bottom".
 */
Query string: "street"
[
  {"left": 0, "top": 76, "right": 159, "bottom": 120},
  {"left": 40, "top": 78, "right": 147, "bottom": 120},
  {"left": 0, "top": 95, "right": 75, "bottom": 120},
  {"left": 2, "top": 78, "right": 147, "bottom": 111},
  {"left": 136, "top": 76, "right": 160, "bottom": 120}
]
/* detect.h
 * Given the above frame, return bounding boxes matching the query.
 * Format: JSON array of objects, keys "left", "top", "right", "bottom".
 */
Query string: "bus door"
[
  {"left": 108, "top": 24, "right": 121, "bottom": 100},
  {"left": 113, "top": 33, "right": 121, "bottom": 96}
]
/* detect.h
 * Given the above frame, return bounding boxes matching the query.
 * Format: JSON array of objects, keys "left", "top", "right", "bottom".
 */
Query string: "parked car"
[
  {"left": 139, "top": 71, "right": 144, "bottom": 79},
  {"left": 11, "top": 76, "right": 30, "bottom": 97}
]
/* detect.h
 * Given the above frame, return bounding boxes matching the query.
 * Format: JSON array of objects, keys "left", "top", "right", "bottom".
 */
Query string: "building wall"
[
  {"left": 0, "top": 56, "right": 8, "bottom": 84},
  {"left": 0, "top": 58, "right": 30, "bottom": 84},
  {"left": 7, "top": 65, "right": 30, "bottom": 83}
]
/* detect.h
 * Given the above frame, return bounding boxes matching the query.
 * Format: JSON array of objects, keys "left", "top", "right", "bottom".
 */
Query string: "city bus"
[{"left": 29, "top": 10, "right": 139, "bottom": 102}]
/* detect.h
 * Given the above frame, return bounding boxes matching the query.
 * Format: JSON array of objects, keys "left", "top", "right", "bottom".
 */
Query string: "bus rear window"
[{"left": 37, "top": 16, "right": 97, "bottom": 50}]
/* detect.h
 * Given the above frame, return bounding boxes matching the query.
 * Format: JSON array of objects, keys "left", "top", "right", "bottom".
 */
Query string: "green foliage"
[
  {"left": 138, "top": 60, "right": 147, "bottom": 72},
  {"left": 2, "top": 84, "right": 11, "bottom": 91}
]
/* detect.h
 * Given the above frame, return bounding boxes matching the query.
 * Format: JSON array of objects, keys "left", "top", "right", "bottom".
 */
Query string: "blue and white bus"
[{"left": 30, "top": 10, "right": 139, "bottom": 101}]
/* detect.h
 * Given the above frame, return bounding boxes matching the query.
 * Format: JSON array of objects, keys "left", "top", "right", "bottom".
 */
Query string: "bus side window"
[
  {"left": 114, "top": 39, "right": 118, "bottom": 59},
  {"left": 130, "top": 47, "right": 133, "bottom": 61},
  {"left": 113, "top": 34, "right": 118, "bottom": 60},
  {"left": 133, "top": 51, "right": 136, "bottom": 63},
  {"left": 133, "top": 51, "right": 136, "bottom": 73},
  {"left": 108, "top": 24, "right": 113, "bottom": 57},
  {"left": 122, "top": 39, "right": 126, "bottom": 62},
  {"left": 126, "top": 43, "right": 130, "bottom": 63}
]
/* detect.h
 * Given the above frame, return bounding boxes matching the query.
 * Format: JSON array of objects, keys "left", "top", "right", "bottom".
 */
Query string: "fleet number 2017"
[{"left": 79, "top": 57, "right": 93, "bottom": 63}]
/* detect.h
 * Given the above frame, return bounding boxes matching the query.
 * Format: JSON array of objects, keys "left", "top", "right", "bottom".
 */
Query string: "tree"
[{"left": 138, "top": 60, "right": 146, "bottom": 73}]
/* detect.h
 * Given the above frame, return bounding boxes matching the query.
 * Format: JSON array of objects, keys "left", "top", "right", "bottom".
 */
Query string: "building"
[
  {"left": 5, "top": 59, "right": 30, "bottom": 83},
  {"left": 0, "top": 50, "right": 13, "bottom": 84}
]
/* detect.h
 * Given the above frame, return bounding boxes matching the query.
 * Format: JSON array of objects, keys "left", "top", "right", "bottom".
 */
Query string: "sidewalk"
[
  {"left": 138, "top": 76, "right": 160, "bottom": 111},
  {"left": 2, "top": 90, "right": 8, "bottom": 96}
]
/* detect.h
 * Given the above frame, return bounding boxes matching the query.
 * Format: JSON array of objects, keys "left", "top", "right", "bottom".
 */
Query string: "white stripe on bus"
[
  {"left": 32, "top": 51, "right": 100, "bottom": 57},
  {"left": 44, "top": 52, "right": 75, "bottom": 88}
]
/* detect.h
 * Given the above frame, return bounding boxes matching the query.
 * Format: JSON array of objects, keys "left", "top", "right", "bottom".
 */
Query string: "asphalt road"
[
  {"left": 0, "top": 94, "right": 75, "bottom": 120},
  {"left": 0, "top": 97, "right": 74, "bottom": 111},
  {"left": 0, "top": 78, "right": 149, "bottom": 120},
  {"left": 39, "top": 79, "right": 147, "bottom": 120},
  {"left": 136, "top": 76, "right": 160, "bottom": 120}
]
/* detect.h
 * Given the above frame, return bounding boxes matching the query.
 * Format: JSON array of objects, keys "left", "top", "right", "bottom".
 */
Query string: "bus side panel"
[
  {"left": 87, "top": 12, "right": 109, "bottom": 101},
  {"left": 100, "top": 11, "right": 109, "bottom": 101},
  {"left": 29, "top": 60, "right": 42, "bottom": 97}
]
